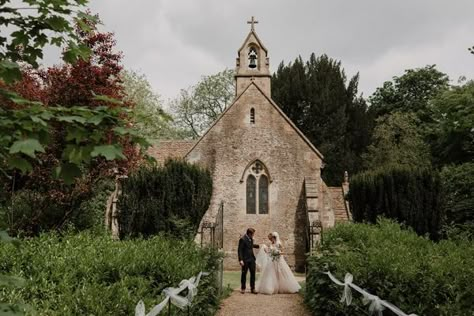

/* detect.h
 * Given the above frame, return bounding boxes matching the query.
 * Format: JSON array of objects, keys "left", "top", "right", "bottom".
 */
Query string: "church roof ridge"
[{"left": 184, "top": 81, "right": 324, "bottom": 160}]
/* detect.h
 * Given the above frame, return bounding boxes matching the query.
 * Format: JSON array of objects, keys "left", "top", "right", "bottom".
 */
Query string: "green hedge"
[
  {"left": 118, "top": 159, "right": 212, "bottom": 240},
  {"left": 0, "top": 231, "right": 221, "bottom": 315},
  {"left": 349, "top": 165, "right": 443, "bottom": 239},
  {"left": 305, "top": 219, "right": 474, "bottom": 316},
  {"left": 2, "top": 178, "right": 115, "bottom": 235},
  {"left": 440, "top": 162, "right": 474, "bottom": 238}
]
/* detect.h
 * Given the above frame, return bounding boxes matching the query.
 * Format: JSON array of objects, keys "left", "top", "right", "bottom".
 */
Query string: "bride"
[{"left": 255, "top": 232, "right": 301, "bottom": 294}]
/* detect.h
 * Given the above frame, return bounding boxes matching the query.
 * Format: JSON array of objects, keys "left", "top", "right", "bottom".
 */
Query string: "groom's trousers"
[{"left": 241, "top": 260, "right": 256, "bottom": 290}]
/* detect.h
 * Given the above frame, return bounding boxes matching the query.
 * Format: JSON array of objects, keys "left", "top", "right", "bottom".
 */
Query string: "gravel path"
[
  {"left": 217, "top": 290, "right": 311, "bottom": 316},
  {"left": 217, "top": 278, "right": 311, "bottom": 316}
]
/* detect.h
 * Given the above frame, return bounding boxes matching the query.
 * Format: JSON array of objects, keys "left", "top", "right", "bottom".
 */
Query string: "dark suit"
[{"left": 238, "top": 234, "right": 259, "bottom": 291}]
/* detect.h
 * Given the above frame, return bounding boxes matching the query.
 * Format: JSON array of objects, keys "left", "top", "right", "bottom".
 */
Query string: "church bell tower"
[{"left": 235, "top": 16, "right": 271, "bottom": 96}]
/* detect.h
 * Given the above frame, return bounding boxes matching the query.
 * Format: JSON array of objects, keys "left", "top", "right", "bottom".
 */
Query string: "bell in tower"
[{"left": 248, "top": 47, "right": 258, "bottom": 69}]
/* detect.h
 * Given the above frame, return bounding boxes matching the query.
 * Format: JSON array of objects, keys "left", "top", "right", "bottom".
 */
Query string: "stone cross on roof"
[{"left": 247, "top": 16, "right": 258, "bottom": 31}]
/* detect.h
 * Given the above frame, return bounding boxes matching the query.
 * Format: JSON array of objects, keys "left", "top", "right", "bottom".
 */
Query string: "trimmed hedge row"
[
  {"left": 349, "top": 165, "right": 443, "bottom": 239},
  {"left": 305, "top": 219, "right": 474, "bottom": 316},
  {"left": 118, "top": 159, "right": 212, "bottom": 239},
  {"left": 0, "top": 231, "right": 221, "bottom": 315}
]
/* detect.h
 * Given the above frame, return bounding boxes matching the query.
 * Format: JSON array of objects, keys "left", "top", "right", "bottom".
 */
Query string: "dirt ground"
[
  {"left": 217, "top": 273, "right": 311, "bottom": 316},
  {"left": 216, "top": 290, "right": 311, "bottom": 316}
]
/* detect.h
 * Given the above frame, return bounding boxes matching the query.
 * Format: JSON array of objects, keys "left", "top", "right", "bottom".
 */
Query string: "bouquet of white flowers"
[{"left": 270, "top": 248, "right": 281, "bottom": 262}]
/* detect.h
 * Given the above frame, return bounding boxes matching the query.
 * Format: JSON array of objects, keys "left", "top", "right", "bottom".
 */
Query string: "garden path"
[{"left": 216, "top": 275, "right": 310, "bottom": 316}]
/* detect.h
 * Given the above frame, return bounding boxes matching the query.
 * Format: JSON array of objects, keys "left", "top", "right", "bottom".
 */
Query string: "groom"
[{"left": 238, "top": 228, "right": 260, "bottom": 294}]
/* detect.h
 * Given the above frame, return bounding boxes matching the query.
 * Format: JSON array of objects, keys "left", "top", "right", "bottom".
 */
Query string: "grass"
[{"left": 223, "top": 270, "right": 306, "bottom": 290}]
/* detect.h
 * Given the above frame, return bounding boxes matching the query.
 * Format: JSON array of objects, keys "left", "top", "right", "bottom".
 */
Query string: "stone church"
[{"left": 149, "top": 18, "right": 350, "bottom": 271}]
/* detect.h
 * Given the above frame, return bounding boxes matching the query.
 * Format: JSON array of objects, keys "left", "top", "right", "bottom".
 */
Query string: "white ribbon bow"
[
  {"left": 162, "top": 284, "right": 190, "bottom": 310},
  {"left": 340, "top": 273, "right": 353, "bottom": 306},
  {"left": 135, "top": 271, "right": 209, "bottom": 315},
  {"left": 323, "top": 271, "right": 418, "bottom": 316},
  {"left": 135, "top": 297, "right": 170, "bottom": 316},
  {"left": 362, "top": 293, "right": 385, "bottom": 316}
]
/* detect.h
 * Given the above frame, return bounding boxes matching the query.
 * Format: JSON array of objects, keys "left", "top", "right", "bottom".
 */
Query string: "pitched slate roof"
[{"left": 147, "top": 140, "right": 196, "bottom": 164}]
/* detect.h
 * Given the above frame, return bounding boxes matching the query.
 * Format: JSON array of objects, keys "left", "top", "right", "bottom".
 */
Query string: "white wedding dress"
[{"left": 255, "top": 242, "right": 301, "bottom": 294}]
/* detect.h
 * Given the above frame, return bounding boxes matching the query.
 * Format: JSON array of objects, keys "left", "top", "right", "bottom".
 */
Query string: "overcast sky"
[{"left": 81, "top": 0, "right": 474, "bottom": 104}]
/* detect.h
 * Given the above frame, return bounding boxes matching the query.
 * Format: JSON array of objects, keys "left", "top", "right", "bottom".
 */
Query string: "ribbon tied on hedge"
[
  {"left": 179, "top": 271, "right": 209, "bottom": 304},
  {"left": 341, "top": 273, "right": 353, "bottom": 305},
  {"left": 362, "top": 293, "right": 384, "bottom": 316},
  {"left": 135, "top": 298, "right": 170, "bottom": 316},
  {"left": 135, "top": 271, "right": 209, "bottom": 316},
  {"left": 323, "top": 271, "right": 418, "bottom": 316}
]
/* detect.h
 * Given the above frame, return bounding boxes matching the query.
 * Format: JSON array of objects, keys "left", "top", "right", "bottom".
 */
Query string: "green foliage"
[
  {"left": 3, "top": 178, "right": 114, "bottom": 235},
  {"left": 349, "top": 165, "right": 443, "bottom": 239},
  {"left": 0, "top": 0, "right": 95, "bottom": 71},
  {"left": 74, "top": 179, "right": 115, "bottom": 230},
  {"left": 369, "top": 65, "right": 449, "bottom": 121},
  {"left": 272, "top": 54, "right": 370, "bottom": 185},
  {"left": 0, "top": 101, "right": 147, "bottom": 184},
  {"left": 440, "top": 163, "right": 474, "bottom": 238},
  {"left": 171, "top": 69, "right": 235, "bottom": 138},
  {"left": 122, "top": 70, "right": 180, "bottom": 142},
  {"left": 305, "top": 219, "right": 474, "bottom": 316},
  {"left": 428, "top": 81, "right": 474, "bottom": 165},
  {"left": 0, "top": 231, "right": 221, "bottom": 315},
  {"left": 0, "top": 1, "right": 148, "bottom": 185},
  {"left": 363, "top": 112, "right": 432, "bottom": 169},
  {"left": 0, "top": 231, "right": 29, "bottom": 316},
  {"left": 118, "top": 159, "right": 212, "bottom": 239}
]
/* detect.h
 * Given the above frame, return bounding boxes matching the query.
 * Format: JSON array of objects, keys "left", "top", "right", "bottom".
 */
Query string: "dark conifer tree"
[{"left": 272, "top": 54, "right": 370, "bottom": 185}]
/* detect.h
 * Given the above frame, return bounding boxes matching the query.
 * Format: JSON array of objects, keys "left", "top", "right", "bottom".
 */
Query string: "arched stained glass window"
[
  {"left": 246, "top": 174, "right": 256, "bottom": 214},
  {"left": 259, "top": 175, "right": 269, "bottom": 214},
  {"left": 244, "top": 160, "right": 270, "bottom": 215}
]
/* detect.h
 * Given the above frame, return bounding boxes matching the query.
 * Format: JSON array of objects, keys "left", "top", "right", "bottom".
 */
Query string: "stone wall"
[{"left": 187, "top": 83, "right": 323, "bottom": 271}]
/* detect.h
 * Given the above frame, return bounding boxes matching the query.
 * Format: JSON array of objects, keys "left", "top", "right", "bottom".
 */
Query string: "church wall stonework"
[{"left": 187, "top": 84, "right": 322, "bottom": 271}]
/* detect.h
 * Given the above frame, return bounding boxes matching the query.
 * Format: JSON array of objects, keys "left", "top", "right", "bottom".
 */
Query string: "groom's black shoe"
[
  {"left": 251, "top": 289, "right": 258, "bottom": 294},
  {"left": 240, "top": 289, "right": 245, "bottom": 294}
]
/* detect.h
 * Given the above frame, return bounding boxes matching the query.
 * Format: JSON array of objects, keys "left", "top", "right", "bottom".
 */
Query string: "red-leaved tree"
[{"left": 5, "top": 15, "right": 143, "bottom": 234}]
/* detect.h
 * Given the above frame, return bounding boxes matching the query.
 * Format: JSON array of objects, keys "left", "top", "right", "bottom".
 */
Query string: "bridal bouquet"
[{"left": 270, "top": 249, "right": 281, "bottom": 261}]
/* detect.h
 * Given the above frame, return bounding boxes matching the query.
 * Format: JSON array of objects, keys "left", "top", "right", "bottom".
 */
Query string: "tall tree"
[
  {"left": 122, "top": 70, "right": 182, "bottom": 142},
  {"left": 272, "top": 54, "right": 370, "bottom": 185},
  {"left": 429, "top": 81, "right": 474, "bottom": 165},
  {"left": 1, "top": 14, "right": 148, "bottom": 234},
  {"left": 171, "top": 69, "right": 235, "bottom": 138},
  {"left": 363, "top": 112, "right": 432, "bottom": 169},
  {"left": 0, "top": 3, "right": 145, "bottom": 183},
  {"left": 368, "top": 65, "right": 449, "bottom": 122}
]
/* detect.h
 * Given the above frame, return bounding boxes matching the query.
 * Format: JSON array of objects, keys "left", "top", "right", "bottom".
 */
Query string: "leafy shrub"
[
  {"left": 3, "top": 178, "right": 114, "bottom": 235},
  {"left": 349, "top": 165, "right": 443, "bottom": 239},
  {"left": 305, "top": 219, "right": 474, "bottom": 316},
  {"left": 74, "top": 178, "right": 115, "bottom": 230},
  {"left": 118, "top": 159, "right": 212, "bottom": 239},
  {"left": 0, "top": 231, "right": 221, "bottom": 315},
  {"left": 440, "top": 162, "right": 474, "bottom": 238}
]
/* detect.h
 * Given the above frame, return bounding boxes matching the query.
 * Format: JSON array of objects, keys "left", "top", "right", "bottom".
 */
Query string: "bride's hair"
[{"left": 271, "top": 232, "right": 282, "bottom": 246}]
